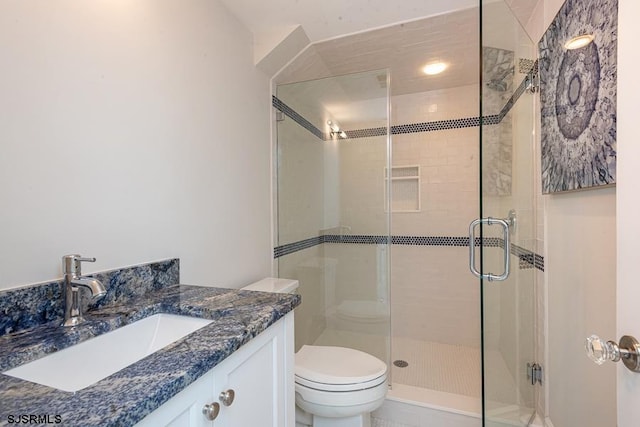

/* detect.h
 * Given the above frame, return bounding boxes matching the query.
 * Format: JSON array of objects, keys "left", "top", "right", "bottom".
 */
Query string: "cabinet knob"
[
  {"left": 219, "top": 389, "right": 235, "bottom": 406},
  {"left": 202, "top": 402, "right": 220, "bottom": 420}
]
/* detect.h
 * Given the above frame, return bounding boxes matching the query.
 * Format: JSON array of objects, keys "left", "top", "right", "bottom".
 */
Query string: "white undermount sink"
[{"left": 3, "top": 313, "right": 212, "bottom": 392}]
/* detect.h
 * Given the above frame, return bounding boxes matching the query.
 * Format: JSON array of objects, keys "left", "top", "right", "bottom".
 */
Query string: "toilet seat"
[
  {"left": 296, "top": 373, "right": 386, "bottom": 392},
  {"left": 295, "top": 345, "right": 388, "bottom": 392}
]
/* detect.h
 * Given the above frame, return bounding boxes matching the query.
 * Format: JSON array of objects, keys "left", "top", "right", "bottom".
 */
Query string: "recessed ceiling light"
[
  {"left": 564, "top": 34, "right": 594, "bottom": 50},
  {"left": 422, "top": 62, "right": 447, "bottom": 76}
]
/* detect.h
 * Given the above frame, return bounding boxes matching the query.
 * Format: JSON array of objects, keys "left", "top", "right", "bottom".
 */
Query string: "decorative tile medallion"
[{"left": 539, "top": 0, "right": 617, "bottom": 193}]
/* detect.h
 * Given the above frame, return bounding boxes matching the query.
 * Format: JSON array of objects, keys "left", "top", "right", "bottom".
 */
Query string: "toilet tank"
[{"left": 242, "top": 277, "right": 299, "bottom": 294}]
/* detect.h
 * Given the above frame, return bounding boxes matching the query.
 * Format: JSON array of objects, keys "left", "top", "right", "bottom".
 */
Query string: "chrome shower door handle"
[
  {"left": 469, "top": 216, "right": 512, "bottom": 282},
  {"left": 469, "top": 218, "right": 484, "bottom": 279}
]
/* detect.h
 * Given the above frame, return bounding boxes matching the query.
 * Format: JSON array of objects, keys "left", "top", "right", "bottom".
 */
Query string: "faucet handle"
[{"left": 62, "top": 254, "right": 96, "bottom": 276}]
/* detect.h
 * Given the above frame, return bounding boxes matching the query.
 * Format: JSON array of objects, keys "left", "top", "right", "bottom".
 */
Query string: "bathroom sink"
[{"left": 3, "top": 313, "right": 212, "bottom": 392}]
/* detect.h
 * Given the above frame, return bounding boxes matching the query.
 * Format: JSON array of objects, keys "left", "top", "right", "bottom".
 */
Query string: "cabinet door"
[
  {"left": 214, "top": 322, "right": 286, "bottom": 427},
  {"left": 135, "top": 371, "right": 214, "bottom": 427},
  {"left": 134, "top": 313, "right": 293, "bottom": 427}
]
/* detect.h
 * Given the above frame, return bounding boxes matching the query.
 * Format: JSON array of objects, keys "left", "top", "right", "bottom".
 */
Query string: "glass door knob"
[
  {"left": 585, "top": 334, "right": 640, "bottom": 372},
  {"left": 585, "top": 335, "right": 620, "bottom": 364}
]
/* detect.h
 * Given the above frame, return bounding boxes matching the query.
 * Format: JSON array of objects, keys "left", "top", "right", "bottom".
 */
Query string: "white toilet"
[{"left": 242, "top": 278, "right": 388, "bottom": 427}]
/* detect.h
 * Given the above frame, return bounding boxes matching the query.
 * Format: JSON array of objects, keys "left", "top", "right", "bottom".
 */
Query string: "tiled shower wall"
[
  {"left": 275, "top": 77, "right": 541, "bottom": 355},
  {"left": 392, "top": 86, "right": 480, "bottom": 347},
  {"left": 304, "top": 83, "right": 483, "bottom": 348},
  {"left": 275, "top": 113, "right": 327, "bottom": 246},
  {"left": 275, "top": 102, "right": 330, "bottom": 351}
]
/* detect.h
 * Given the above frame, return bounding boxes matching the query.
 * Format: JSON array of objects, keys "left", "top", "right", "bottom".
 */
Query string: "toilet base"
[{"left": 296, "top": 405, "right": 371, "bottom": 427}]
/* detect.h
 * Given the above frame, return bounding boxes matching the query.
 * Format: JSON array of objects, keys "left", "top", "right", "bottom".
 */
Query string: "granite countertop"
[{"left": 0, "top": 284, "right": 300, "bottom": 426}]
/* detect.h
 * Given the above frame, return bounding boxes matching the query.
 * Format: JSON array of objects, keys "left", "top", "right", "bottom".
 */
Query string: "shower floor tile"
[
  {"left": 313, "top": 330, "right": 519, "bottom": 406},
  {"left": 392, "top": 337, "right": 520, "bottom": 406},
  {"left": 391, "top": 337, "right": 482, "bottom": 398},
  {"left": 372, "top": 419, "right": 414, "bottom": 427}
]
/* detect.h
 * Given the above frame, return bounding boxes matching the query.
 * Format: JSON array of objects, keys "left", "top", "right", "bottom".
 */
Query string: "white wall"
[
  {"left": 525, "top": 0, "right": 618, "bottom": 425},
  {"left": 617, "top": 0, "right": 640, "bottom": 424},
  {"left": 545, "top": 188, "right": 616, "bottom": 426},
  {"left": 0, "top": 0, "right": 272, "bottom": 290}
]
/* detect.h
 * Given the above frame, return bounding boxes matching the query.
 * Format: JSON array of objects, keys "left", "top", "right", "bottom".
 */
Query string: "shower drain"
[{"left": 393, "top": 360, "right": 409, "bottom": 368}]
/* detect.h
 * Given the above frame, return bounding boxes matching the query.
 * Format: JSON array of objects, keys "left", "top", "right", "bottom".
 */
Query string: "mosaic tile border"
[
  {"left": 519, "top": 58, "right": 537, "bottom": 75},
  {"left": 326, "top": 117, "right": 504, "bottom": 140},
  {"left": 497, "top": 61, "right": 538, "bottom": 122},
  {"left": 272, "top": 62, "right": 533, "bottom": 141},
  {"left": 273, "top": 236, "right": 324, "bottom": 258},
  {"left": 344, "top": 127, "right": 387, "bottom": 139},
  {"left": 272, "top": 96, "right": 326, "bottom": 140},
  {"left": 274, "top": 235, "right": 544, "bottom": 271},
  {"left": 324, "top": 234, "right": 388, "bottom": 244},
  {"left": 392, "top": 117, "right": 486, "bottom": 134},
  {"left": 512, "top": 243, "right": 544, "bottom": 272},
  {"left": 273, "top": 95, "right": 504, "bottom": 141},
  {"left": 274, "top": 234, "right": 496, "bottom": 254}
]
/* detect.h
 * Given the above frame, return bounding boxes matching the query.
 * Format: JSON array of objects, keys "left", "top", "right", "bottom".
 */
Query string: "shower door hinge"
[
  {"left": 527, "top": 362, "right": 543, "bottom": 386},
  {"left": 275, "top": 110, "right": 285, "bottom": 122}
]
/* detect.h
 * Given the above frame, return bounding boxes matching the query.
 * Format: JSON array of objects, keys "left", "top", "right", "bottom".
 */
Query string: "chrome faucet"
[{"left": 62, "top": 254, "right": 107, "bottom": 327}]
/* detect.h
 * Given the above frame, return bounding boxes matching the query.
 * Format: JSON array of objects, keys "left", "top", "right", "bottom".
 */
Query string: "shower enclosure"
[{"left": 273, "top": 1, "right": 538, "bottom": 425}]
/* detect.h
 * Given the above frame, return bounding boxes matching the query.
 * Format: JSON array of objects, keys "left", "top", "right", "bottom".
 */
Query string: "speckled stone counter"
[{"left": 0, "top": 285, "right": 300, "bottom": 426}]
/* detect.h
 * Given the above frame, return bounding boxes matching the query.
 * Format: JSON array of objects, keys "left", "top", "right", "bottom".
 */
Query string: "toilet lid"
[{"left": 295, "top": 345, "right": 387, "bottom": 387}]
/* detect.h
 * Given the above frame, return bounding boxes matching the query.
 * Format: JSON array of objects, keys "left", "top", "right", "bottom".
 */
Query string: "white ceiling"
[
  {"left": 218, "top": 0, "right": 479, "bottom": 49},
  {"left": 218, "top": 0, "right": 539, "bottom": 62},
  {"left": 275, "top": 8, "right": 481, "bottom": 96},
  {"left": 274, "top": 2, "right": 540, "bottom": 94},
  {"left": 226, "top": 0, "right": 540, "bottom": 126}
]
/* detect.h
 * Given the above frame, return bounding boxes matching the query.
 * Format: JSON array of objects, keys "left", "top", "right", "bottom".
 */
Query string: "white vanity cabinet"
[{"left": 135, "top": 313, "right": 294, "bottom": 427}]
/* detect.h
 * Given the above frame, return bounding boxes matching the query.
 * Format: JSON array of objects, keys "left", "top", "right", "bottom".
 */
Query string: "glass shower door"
[
  {"left": 274, "top": 69, "right": 391, "bottom": 371},
  {"left": 479, "top": 1, "right": 538, "bottom": 425}
]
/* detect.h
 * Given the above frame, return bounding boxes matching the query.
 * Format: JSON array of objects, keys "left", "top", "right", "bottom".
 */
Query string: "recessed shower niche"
[{"left": 385, "top": 166, "right": 421, "bottom": 213}]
